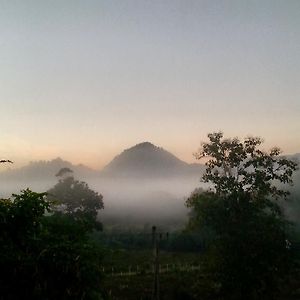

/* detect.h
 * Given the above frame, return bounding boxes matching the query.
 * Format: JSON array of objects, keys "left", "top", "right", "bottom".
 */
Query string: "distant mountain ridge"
[
  {"left": 102, "top": 142, "right": 204, "bottom": 178},
  {"left": 2, "top": 144, "right": 297, "bottom": 181},
  {"left": 0, "top": 142, "right": 205, "bottom": 181},
  {"left": 0, "top": 157, "right": 97, "bottom": 181}
]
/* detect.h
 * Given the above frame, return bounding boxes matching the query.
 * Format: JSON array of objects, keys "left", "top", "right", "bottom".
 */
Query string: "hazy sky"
[{"left": 0, "top": 0, "right": 299, "bottom": 169}]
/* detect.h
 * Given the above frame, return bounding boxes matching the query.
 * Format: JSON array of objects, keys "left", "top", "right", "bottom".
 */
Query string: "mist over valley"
[
  {"left": 0, "top": 142, "right": 207, "bottom": 229},
  {"left": 1, "top": 142, "right": 300, "bottom": 231}
]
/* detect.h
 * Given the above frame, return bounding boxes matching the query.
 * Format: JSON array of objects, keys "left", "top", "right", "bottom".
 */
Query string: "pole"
[{"left": 152, "top": 226, "right": 159, "bottom": 300}]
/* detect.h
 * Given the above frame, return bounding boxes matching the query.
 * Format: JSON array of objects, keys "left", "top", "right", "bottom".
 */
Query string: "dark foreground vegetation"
[{"left": 1, "top": 132, "right": 300, "bottom": 300}]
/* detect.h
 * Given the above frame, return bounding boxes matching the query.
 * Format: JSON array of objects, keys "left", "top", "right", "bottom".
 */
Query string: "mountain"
[
  {"left": 0, "top": 142, "right": 204, "bottom": 182},
  {"left": 102, "top": 142, "right": 204, "bottom": 178},
  {"left": 0, "top": 157, "right": 97, "bottom": 181}
]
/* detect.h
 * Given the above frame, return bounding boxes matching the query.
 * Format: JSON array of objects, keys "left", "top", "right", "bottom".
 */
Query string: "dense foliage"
[
  {"left": 0, "top": 189, "right": 104, "bottom": 300},
  {"left": 186, "top": 132, "right": 298, "bottom": 299},
  {"left": 47, "top": 173, "right": 104, "bottom": 231}
]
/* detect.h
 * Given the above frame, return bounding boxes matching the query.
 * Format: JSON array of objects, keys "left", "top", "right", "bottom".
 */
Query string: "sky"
[{"left": 0, "top": 0, "right": 299, "bottom": 169}]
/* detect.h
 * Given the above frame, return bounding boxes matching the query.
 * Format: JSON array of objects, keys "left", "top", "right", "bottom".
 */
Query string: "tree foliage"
[
  {"left": 195, "top": 132, "right": 297, "bottom": 198},
  {"left": 0, "top": 189, "right": 104, "bottom": 300},
  {"left": 187, "top": 132, "right": 298, "bottom": 299},
  {"left": 47, "top": 171, "right": 104, "bottom": 231}
]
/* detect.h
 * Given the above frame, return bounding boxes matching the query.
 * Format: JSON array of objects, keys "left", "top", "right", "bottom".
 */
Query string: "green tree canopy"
[{"left": 186, "top": 132, "right": 298, "bottom": 299}]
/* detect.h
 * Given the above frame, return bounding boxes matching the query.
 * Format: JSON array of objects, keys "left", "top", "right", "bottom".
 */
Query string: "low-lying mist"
[
  {"left": 0, "top": 175, "right": 207, "bottom": 230},
  {"left": 1, "top": 147, "right": 299, "bottom": 231}
]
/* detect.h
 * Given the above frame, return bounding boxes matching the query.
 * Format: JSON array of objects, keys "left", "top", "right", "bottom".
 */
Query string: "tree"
[
  {"left": 47, "top": 170, "right": 104, "bottom": 231},
  {"left": 0, "top": 189, "right": 104, "bottom": 300},
  {"left": 186, "top": 132, "right": 298, "bottom": 299},
  {"left": 0, "top": 190, "right": 50, "bottom": 299}
]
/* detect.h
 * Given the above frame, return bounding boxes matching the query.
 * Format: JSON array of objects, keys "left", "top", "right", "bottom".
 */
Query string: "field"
[
  {"left": 101, "top": 249, "right": 205, "bottom": 300},
  {"left": 99, "top": 241, "right": 300, "bottom": 300}
]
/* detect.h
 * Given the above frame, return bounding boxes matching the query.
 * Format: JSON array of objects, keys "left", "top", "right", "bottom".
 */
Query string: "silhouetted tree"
[
  {"left": 47, "top": 169, "right": 104, "bottom": 231},
  {"left": 186, "top": 132, "right": 298, "bottom": 299},
  {"left": 0, "top": 189, "right": 104, "bottom": 300},
  {"left": 55, "top": 167, "right": 73, "bottom": 177}
]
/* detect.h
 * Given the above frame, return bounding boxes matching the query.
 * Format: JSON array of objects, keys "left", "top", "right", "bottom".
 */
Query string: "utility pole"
[
  {"left": 152, "top": 226, "right": 159, "bottom": 300},
  {"left": 152, "top": 226, "right": 169, "bottom": 300}
]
